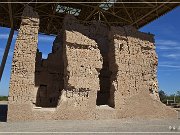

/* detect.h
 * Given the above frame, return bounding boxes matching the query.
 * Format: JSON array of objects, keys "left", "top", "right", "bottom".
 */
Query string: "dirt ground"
[
  {"left": 1, "top": 119, "right": 180, "bottom": 135},
  {"left": 1, "top": 101, "right": 180, "bottom": 135}
]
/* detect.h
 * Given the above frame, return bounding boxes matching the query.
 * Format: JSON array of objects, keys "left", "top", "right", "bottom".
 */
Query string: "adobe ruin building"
[{"left": 7, "top": 6, "right": 177, "bottom": 121}]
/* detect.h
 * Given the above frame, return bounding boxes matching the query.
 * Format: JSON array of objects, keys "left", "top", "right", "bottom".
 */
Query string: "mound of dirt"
[{"left": 117, "top": 92, "right": 177, "bottom": 119}]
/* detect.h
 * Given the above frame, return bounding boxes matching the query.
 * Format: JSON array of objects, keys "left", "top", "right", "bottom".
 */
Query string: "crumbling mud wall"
[
  {"left": 109, "top": 26, "right": 177, "bottom": 118},
  {"left": 109, "top": 26, "right": 159, "bottom": 109},
  {"left": 8, "top": 6, "right": 39, "bottom": 120},
  {"left": 7, "top": 6, "right": 177, "bottom": 121},
  {"left": 53, "top": 16, "right": 104, "bottom": 119},
  {"left": 60, "top": 16, "right": 112, "bottom": 107}
]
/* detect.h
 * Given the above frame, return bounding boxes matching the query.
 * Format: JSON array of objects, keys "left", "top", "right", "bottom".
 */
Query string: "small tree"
[{"left": 158, "top": 90, "right": 167, "bottom": 103}]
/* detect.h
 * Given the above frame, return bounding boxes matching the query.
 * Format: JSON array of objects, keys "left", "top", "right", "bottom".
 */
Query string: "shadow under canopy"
[{"left": 0, "top": 104, "right": 8, "bottom": 122}]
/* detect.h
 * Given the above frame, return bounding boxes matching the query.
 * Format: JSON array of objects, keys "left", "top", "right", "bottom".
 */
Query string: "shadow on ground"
[{"left": 0, "top": 104, "right": 7, "bottom": 122}]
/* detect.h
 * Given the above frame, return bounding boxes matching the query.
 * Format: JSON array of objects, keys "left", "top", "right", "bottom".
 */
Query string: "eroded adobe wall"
[
  {"left": 109, "top": 26, "right": 159, "bottom": 109},
  {"left": 109, "top": 26, "right": 177, "bottom": 118},
  {"left": 55, "top": 16, "right": 103, "bottom": 114},
  {"left": 60, "top": 16, "right": 112, "bottom": 107},
  {"left": 8, "top": 6, "right": 39, "bottom": 121},
  {"left": 7, "top": 8, "right": 177, "bottom": 120}
]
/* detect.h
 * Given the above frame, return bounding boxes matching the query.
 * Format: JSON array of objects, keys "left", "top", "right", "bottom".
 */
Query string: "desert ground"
[{"left": 1, "top": 101, "right": 180, "bottom": 135}]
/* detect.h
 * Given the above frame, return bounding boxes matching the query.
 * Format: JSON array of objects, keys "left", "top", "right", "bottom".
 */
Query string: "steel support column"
[{"left": 0, "top": 28, "right": 14, "bottom": 81}]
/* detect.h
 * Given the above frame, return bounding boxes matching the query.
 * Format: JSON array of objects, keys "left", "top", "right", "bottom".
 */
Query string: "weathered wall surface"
[
  {"left": 58, "top": 16, "right": 112, "bottom": 107},
  {"left": 7, "top": 9, "right": 177, "bottom": 121},
  {"left": 53, "top": 15, "right": 104, "bottom": 119},
  {"left": 109, "top": 26, "right": 176, "bottom": 118},
  {"left": 7, "top": 6, "right": 39, "bottom": 121},
  {"left": 109, "top": 26, "right": 159, "bottom": 109}
]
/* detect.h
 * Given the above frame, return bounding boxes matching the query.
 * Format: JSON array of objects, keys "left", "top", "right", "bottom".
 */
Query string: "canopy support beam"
[
  {"left": 0, "top": 1, "right": 14, "bottom": 82},
  {"left": 0, "top": 28, "right": 14, "bottom": 81}
]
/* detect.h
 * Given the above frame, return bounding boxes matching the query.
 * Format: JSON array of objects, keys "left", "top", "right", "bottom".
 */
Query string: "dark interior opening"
[
  {"left": 91, "top": 25, "right": 113, "bottom": 107},
  {"left": 96, "top": 61, "right": 112, "bottom": 106},
  {"left": 0, "top": 104, "right": 7, "bottom": 122}
]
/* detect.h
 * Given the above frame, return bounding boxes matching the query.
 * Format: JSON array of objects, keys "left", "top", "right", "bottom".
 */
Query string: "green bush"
[{"left": 0, "top": 96, "right": 8, "bottom": 101}]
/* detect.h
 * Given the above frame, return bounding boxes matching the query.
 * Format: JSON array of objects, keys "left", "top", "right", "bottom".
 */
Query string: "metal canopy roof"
[{"left": 0, "top": 0, "right": 179, "bottom": 35}]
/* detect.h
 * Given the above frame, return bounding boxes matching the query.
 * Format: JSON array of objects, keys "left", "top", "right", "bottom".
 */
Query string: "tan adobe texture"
[{"left": 7, "top": 6, "right": 177, "bottom": 121}]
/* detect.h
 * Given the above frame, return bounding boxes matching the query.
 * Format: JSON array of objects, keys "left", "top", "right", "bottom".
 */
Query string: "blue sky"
[{"left": 0, "top": 7, "right": 180, "bottom": 96}]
